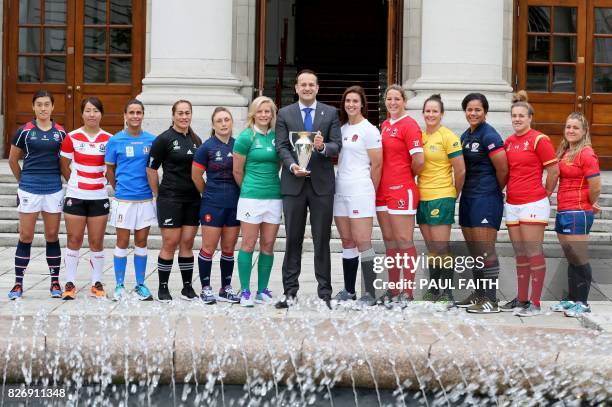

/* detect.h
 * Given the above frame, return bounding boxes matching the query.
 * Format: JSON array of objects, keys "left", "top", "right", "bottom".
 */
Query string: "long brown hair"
[
  {"left": 339, "top": 86, "right": 368, "bottom": 125},
  {"left": 171, "top": 99, "right": 201, "bottom": 147},
  {"left": 556, "top": 112, "right": 591, "bottom": 163}
]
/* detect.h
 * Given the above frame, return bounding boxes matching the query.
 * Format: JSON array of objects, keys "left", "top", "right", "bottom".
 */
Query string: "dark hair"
[
  {"left": 80, "top": 96, "right": 104, "bottom": 114},
  {"left": 32, "top": 90, "right": 54, "bottom": 105},
  {"left": 461, "top": 93, "right": 489, "bottom": 113},
  {"left": 210, "top": 106, "right": 234, "bottom": 137},
  {"left": 422, "top": 94, "right": 444, "bottom": 113},
  {"left": 295, "top": 69, "right": 318, "bottom": 84},
  {"left": 171, "top": 99, "right": 201, "bottom": 147},
  {"left": 124, "top": 98, "right": 144, "bottom": 113},
  {"left": 339, "top": 86, "right": 368, "bottom": 125}
]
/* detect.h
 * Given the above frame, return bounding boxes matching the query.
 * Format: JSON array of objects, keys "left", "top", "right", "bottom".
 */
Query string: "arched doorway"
[{"left": 255, "top": 0, "right": 403, "bottom": 125}]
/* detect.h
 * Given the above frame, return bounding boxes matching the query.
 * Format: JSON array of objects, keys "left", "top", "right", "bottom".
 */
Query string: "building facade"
[{"left": 2, "top": 0, "right": 611, "bottom": 167}]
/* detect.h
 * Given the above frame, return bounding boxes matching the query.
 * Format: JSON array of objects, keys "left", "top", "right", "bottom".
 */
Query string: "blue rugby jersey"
[
  {"left": 12, "top": 121, "right": 66, "bottom": 194},
  {"left": 105, "top": 130, "right": 156, "bottom": 200},
  {"left": 192, "top": 136, "right": 240, "bottom": 209},
  {"left": 460, "top": 121, "right": 505, "bottom": 198}
]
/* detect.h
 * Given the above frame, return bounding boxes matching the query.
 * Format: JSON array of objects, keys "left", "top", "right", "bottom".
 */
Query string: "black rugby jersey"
[{"left": 148, "top": 127, "right": 201, "bottom": 201}]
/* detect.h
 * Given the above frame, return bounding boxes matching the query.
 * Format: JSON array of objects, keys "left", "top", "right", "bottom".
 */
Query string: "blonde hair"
[
  {"left": 556, "top": 112, "right": 591, "bottom": 163},
  {"left": 511, "top": 90, "right": 534, "bottom": 117},
  {"left": 246, "top": 96, "right": 277, "bottom": 131}
]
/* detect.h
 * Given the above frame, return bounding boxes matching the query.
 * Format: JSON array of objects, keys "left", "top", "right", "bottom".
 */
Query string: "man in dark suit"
[{"left": 274, "top": 69, "right": 342, "bottom": 308}]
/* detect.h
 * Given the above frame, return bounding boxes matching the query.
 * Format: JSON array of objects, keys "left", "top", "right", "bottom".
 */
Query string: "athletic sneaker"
[
  {"left": 421, "top": 290, "right": 439, "bottom": 302},
  {"left": 333, "top": 289, "right": 357, "bottom": 302},
  {"left": 456, "top": 292, "right": 481, "bottom": 308},
  {"left": 200, "top": 286, "right": 217, "bottom": 305},
  {"left": 255, "top": 288, "right": 274, "bottom": 305},
  {"left": 62, "top": 282, "right": 77, "bottom": 300},
  {"left": 113, "top": 284, "right": 126, "bottom": 301},
  {"left": 376, "top": 290, "right": 395, "bottom": 308},
  {"left": 354, "top": 293, "right": 377, "bottom": 308},
  {"left": 218, "top": 285, "right": 240, "bottom": 303},
  {"left": 8, "top": 284, "right": 23, "bottom": 300},
  {"left": 134, "top": 284, "right": 153, "bottom": 301},
  {"left": 158, "top": 285, "right": 172, "bottom": 303},
  {"left": 181, "top": 285, "right": 197, "bottom": 301},
  {"left": 514, "top": 303, "right": 542, "bottom": 317},
  {"left": 564, "top": 302, "right": 591, "bottom": 317},
  {"left": 500, "top": 297, "right": 530, "bottom": 312},
  {"left": 90, "top": 281, "right": 106, "bottom": 299},
  {"left": 240, "top": 290, "right": 254, "bottom": 307},
  {"left": 466, "top": 297, "right": 500, "bottom": 314},
  {"left": 50, "top": 282, "right": 62, "bottom": 298},
  {"left": 550, "top": 299, "right": 575, "bottom": 312}
]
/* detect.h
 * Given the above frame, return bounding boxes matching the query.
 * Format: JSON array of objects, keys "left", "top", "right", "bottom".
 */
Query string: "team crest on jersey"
[
  {"left": 391, "top": 129, "right": 398, "bottom": 137},
  {"left": 99, "top": 144, "right": 106, "bottom": 153},
  {"left": 471, "top": 142, "right": 480, "bottom": 152},
  {"left": 351, "top": 134, "right": 359, "bottom": 142},
  {"left": 173, "top": 140, "right": 180, "bottom": 150},
  {"left": 397, "top": 199, "right": 406, "bottom": 209},
  {"left": 53, "top": 132, "right": 61, "bottom": 141},
  {"left": 523, "top": 141, "right": 530, "bottom": 150}
]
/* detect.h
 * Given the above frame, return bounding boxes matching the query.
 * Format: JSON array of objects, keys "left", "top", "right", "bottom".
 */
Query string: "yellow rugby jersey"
[{"left": 418, "top": 126, "right": 463, "bottom": 200}]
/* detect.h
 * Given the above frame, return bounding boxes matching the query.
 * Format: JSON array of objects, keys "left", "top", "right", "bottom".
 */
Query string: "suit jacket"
[{"left": 275, "top": 101, "right": 342, "bottom": 196}]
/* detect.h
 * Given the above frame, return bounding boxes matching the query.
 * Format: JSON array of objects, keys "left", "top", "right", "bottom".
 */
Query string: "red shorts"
[{"left": 376, "top": 183, "right": 418, "bottom": 215}]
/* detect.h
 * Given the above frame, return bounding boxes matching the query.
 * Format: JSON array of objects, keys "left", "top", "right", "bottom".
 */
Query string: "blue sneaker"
[
  {"left": 8, "top": 284, "right": 23, "bottom": 300},
  {"left": 200, "top": 286, "right": 217, "bottom": 305},
  {"left": 240, "top": 290, "right": 254, "bottom": 307},
  {"left": 113, "top": 284, "right": 126, "bottom": 301},
  {"left": 135, "top": 284, "right": 153, "bottom": 301},
  {"left": 255, "top": 288, "right": 274, "bottom": 305},
  {"left": 564, "top": 302, "right": 591, "bottom": 317},
  {"left": 551, "top": 299, "right": 574, "bottom": 312},
  {"left": 217, "top": 285, "right": 239, "bottom": 303},
  {"left": 50, "top": 282, "right": 62, "bottom": 298}
]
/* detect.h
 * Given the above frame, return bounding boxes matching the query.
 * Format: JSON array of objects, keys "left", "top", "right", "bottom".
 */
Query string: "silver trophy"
[{"left": 289, "top": 131, "right": 319, "bottom": 172}]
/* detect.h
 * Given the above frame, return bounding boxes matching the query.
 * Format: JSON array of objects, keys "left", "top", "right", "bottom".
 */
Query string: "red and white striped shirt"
[{"left": 60, "top": 128, "right": 112, "bottom": 200}]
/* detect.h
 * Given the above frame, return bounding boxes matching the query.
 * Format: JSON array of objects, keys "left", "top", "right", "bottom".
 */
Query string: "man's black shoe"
[
  {"left": 323, "top": 297, "right": 332, "bottom": 310},
  {"left": 275, "top": 295, "right": 296, "bottom": 309}
]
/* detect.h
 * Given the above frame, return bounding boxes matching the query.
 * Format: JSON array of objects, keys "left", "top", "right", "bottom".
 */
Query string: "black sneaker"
[
  {"left": 456, "top": 292, "right": 481, "bottom": 308},
  {"left": 181, "top": 285, "right": 197, "bottom": 301},
  {"left": 158, "top": 284, "right": 173, "bottom": 303},
  {"left": 500, "top": 297, "right": 529, "bottom": 312}
]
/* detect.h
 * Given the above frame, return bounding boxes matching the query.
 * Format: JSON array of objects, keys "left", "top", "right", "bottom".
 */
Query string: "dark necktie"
[{"left": 303, "top": 107, "right": 313, "bottom": 131}]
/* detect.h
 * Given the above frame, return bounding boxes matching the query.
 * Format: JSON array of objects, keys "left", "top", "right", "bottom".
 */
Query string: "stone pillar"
[
  {"left": 138, "top": 0, "right": 249, "bottom": 137},
  {"left": 406, "top": 0, "right": 514, "bottom": 137}
]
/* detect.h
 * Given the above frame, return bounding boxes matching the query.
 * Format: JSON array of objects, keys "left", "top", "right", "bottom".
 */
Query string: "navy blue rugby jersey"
[{"left": 460, "top": 121, "right": 504, "bottom": 198}]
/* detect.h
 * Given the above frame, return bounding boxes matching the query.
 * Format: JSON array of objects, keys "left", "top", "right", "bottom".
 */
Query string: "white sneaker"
[
  {"left": 255, "top": 288, "right": 274, "bottom": 305},
  {"left": 514, "top": 303, "right": 543, "bottom": 317},
  {"left": 240, "top": 290, "right": 254, "bottom": 307}
]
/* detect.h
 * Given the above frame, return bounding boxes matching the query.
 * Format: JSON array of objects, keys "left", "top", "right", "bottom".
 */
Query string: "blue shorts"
[
  {"left": 200, "top": 205, "right": 239, "bottom": 228},
  {"left": 459, "top": 195, "right": 503, "bottom": 230},
  {"left": 555, "top": 210, "right": 594, "bottom": 235}
]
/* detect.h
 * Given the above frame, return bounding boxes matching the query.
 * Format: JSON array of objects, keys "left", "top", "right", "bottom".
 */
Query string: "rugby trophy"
[{"left": 289, "top": 131, "right": 319, "bottom": 172}]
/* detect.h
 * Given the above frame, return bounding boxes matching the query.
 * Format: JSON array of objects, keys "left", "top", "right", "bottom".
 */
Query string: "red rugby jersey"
[
  {"left": 379, "top": 114, "right": 423, "bottom": 188},
  {"left": 557, "top": 146, "right": 600, "bottom": 211},
  {"left": 60, "top": 128, "right": 112, "bottom": 200},
  {"left": 504, "top": 128, "right": 557, "bottom": 205}
]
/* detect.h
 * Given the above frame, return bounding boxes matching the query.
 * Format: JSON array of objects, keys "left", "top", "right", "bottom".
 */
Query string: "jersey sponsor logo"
[
  {"left": 103, "top": 201, "right": 110, "bottom": 209},
  {"left": 173, "top": 140, "right": 180, "bottom": 150},
  {"left": 471, "top": 143, "right": 480, "bottom": 152},
  {"left": 351, "top": 134, "right": 359, "bottom": 142},
  {"left": 452, "top": 141, "right": 459, "bottom": 147},
  {"left": 99, "top": 144, "right": 106, "bottom": 153}
]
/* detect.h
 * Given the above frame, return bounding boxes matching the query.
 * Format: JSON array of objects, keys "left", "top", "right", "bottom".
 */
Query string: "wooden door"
[
  {"left": 585, "top": 1, "right": 612, "bottom": 168},
  {"left": 515, "top": 0, "right": 612, "bottom": 168},
  {"left": 3, "top": 0, "right": 144, "bottom": 155},
  {"left": 515, "top": 0, "right": 586, "bottom": 149}
]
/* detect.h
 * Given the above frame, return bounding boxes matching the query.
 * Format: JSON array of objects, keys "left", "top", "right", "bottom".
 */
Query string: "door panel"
[
  {"left": 585, "top": 1, "right": 612, "bottom": 168},
  {"left": 517, "top": 0, "right": 585, "bottom": 149},
  {"left": 3, "top": 0, "right": 144, "bottom": 154}
]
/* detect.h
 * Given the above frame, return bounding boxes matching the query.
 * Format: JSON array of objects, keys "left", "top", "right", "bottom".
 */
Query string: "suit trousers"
[{"left": 282, "top": 178, "right": 333, "bottom": 299}]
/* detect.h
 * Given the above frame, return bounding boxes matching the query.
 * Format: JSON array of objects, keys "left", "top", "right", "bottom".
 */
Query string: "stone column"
[
  {"left": 139, "top": 0, "right": 248, "bottom": 137},
  {"left": 406, "top": 0, "right": 513, "bottom": 136}
]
